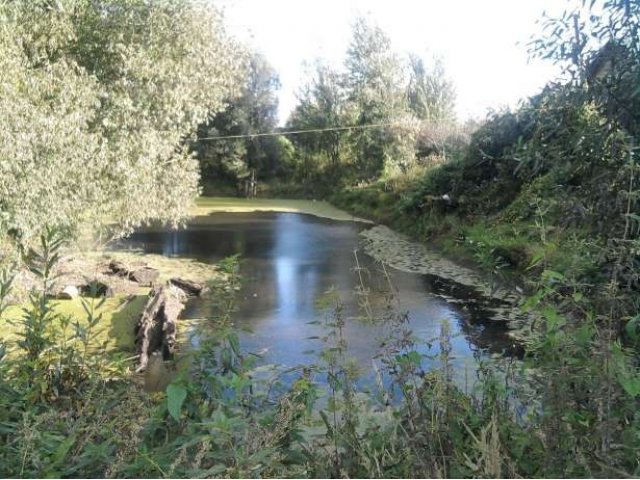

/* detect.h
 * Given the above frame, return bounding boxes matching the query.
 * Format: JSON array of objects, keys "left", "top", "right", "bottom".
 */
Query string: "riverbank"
[
  {"left": 329, "top": 182, "right": 589, "bottom": 295},
  {"left": 0, "top": 248, "right": 227, "bottom": 357},
  {"left": 2, "top": 196, "right": 638, "bottom": 478},
  {"left": 327, "top": 173, "right": 638, "bottom": 353}
]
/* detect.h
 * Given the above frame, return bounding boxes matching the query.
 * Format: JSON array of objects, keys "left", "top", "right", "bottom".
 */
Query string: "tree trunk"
[{"left": 135, "top": 285, "right": 186, "bottom": 373}]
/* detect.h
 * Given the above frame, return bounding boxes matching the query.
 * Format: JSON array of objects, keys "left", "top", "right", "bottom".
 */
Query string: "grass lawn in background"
[{"left": 192, "top": 196, "right": 372, "bottom": 223}]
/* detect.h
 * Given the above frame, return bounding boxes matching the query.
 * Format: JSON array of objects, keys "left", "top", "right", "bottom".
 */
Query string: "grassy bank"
[
  {"left": 0, "top": 295, "right": 145, "bottom": 353},
  {"left": 0, "top": 247, "right": 225, "bottom": 354},
  {"left": 330, "top": 178, "right": 601, "bottom": 297},
  {"left": 330, "top": 184, "right": 500, "bottom": 278}
]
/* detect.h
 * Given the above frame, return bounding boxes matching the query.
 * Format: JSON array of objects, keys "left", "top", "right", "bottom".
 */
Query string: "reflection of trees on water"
[{"left": 419, "top": 274, "right": 524, "bottom": 357}]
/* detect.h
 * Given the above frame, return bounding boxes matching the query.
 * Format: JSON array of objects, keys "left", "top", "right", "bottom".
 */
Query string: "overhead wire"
[
  {"left": 194, "top": 121, "right": 403, "bottom": 141},
  {"left": 193, "top": 104, "right": 595, "bottom": 142}
]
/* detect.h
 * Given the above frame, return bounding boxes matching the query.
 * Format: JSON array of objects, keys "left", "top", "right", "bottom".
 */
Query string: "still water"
[{"left": 123, "top": 212, "right": 518, "bottom": 387}]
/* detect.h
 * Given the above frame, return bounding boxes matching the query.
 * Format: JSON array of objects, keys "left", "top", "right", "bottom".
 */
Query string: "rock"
[
  {"left": 108, "top": 260, "right": 129, "bottom": 276},
  {"left": 107, "top": 260, "right": 159, "bottom": 287},
  {"left": 81, "top": 279, "right": 114, "bottom": 298},
  {"left": 169, "top": 277, "right": 206, "bottom": 296},
  {"left": 57, "top": 285, "right": 79, "bottom": 300},
  {"left": 130, "top": 267, "right": 160, "bottom": 286}
]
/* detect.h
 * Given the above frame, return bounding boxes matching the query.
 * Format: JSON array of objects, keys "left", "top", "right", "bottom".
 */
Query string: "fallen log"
[
  {"left": 169, "top": 277, "right": 207, "bottom": 296},
  {"left": 135, "top": 285, "right": 186, "bottom": 373}
]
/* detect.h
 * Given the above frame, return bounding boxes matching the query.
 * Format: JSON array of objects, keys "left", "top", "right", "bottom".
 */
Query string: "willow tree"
[
  {"left": 407, "top": 55, "right": 456, "bottom": 124},
  {"left": 344, "top": 16, "right": 412, "bottom": 178},
  {"left": 0, "top": 0, "right": 243, "bottom": 247},
  {"left": 286, "top": 62, "right": 357, "bottom": 182}
]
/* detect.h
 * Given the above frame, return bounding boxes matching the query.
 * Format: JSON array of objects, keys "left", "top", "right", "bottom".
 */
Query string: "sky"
[{"left": 214, "top": 0, "right": 567, "bottom": 125}]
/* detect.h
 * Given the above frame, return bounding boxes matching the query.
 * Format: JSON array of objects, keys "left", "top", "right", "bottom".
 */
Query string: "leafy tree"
[
  {"left": 529, "top": 0, "right": 639, "bottom": 135},
  {"left": 0, "top": 0, "right": 243, "bottom": 245},
  {"left": 0, "top": 12, "right": 99, "bottom": 245},
  {"left": 244, "top": 54, "right": 281, "bottom": 176},
  {"left": 287, "top": 62, "right": 356, "bottom": 181},
  {"left": 345, "top": 16, "right": 411, "bottom": 178},
  {"left": 262, "top": 135, "right": 296, "bottom": 178},
  {"left": 286, "top": 17, "right": 461, "bottom": 183},
  {"left": 196, "top": 52, "right": 282, "bottom": 185},
  {"left": 407, "top": 55, "right": 456, "bottom": 123}
]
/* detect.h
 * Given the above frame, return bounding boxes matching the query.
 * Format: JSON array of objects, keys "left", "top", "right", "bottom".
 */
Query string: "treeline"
[{"left": 195, "top": 17, "right": 469, "bottom": 196}]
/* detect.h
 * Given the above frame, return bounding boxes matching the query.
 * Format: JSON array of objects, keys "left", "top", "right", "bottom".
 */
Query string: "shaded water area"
[{"left": 121, "top": 212, "right": 521, "bottom": 389}]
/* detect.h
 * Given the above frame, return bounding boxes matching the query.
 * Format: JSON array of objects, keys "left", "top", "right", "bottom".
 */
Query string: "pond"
[{"left": 121, "top": 212, "right": 521, "bottom": 390}]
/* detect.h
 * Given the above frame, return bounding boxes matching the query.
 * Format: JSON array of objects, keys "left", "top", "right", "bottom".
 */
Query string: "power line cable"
[
  {"left": 195, "top": 121, "right": 402, "bottom": 141},
  {"left": 194, "top": 103, "right": 599, "bottom": 142}
]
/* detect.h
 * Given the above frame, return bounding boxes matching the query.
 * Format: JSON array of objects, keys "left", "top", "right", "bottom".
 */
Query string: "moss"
[
  {"left": 0, "top": 293, "right": 147, "bottom": 354},
  {"left": 81, "top": 250, "right": 220, "bottom": 285},
  {"left": 0, "top": 236, "right": 235, "bottom": 360},
  {"left": 192, "top": 196, "right": 371, "bottom": 223}
]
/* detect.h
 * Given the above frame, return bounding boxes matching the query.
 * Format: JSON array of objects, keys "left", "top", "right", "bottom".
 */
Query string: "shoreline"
[{"left": 192, "top": 196, "right": 373, "bottom": 224}]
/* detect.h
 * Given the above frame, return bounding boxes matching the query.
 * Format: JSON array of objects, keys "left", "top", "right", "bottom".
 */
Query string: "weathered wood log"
[
  {"left": 135, "top": 285, "right": 186, "bottom": 373},
  {"left": 169, "top": 277, "right": 206, "bottom": 296},
  {"left": 130, "top": 267, "right": 160, "bottom": 286}
]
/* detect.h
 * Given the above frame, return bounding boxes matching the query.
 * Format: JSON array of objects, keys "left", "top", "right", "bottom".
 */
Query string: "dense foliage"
[
  {"left": 0, "top": 0, "right": 243, "bottom": 245},
  {"left": 194, "top": 53, "right": 296, "bottom": 189},
  {"left": 1, "top": 0, "right": 640, "bottom": 478},
  {"left": 194, "top": 16, "right": 460, "bottom": 197},
  {"left": 389, "top": 0, "right": 639, "bottom": 293},
  {"left": 285, "top": 17, "right": 459, "bottom": 192}
]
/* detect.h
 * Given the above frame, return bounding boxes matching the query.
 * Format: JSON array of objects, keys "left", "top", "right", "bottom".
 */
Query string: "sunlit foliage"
[{"left": 0, "top": 0, "right": 243, "bottom": 245}]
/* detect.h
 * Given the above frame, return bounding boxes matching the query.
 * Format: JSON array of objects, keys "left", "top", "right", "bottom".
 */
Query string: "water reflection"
[{"left": 122, "top": 212, "right": 518, "bottom": 387}]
